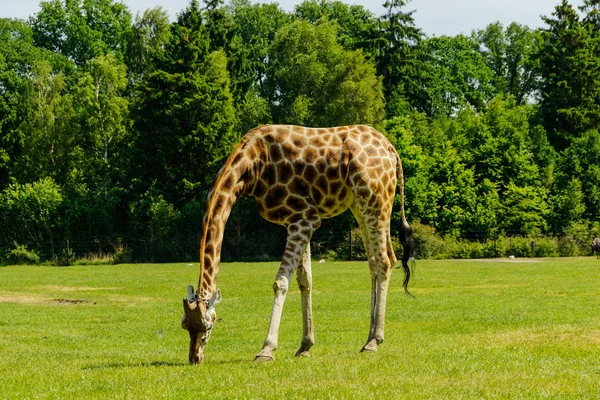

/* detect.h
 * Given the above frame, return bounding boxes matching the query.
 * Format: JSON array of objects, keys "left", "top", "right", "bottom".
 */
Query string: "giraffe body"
[{"left": 182, "top": 124, "right": 414, "bottom": 363}]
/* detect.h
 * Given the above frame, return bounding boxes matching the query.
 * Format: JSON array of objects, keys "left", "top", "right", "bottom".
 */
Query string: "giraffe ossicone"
[{"left": 181, "top": 124, "right": 414, "bottom": 363}]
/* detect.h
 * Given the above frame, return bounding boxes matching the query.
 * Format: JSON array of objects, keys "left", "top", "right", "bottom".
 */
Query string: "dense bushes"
[{"left": 322, "top": 221, "right": 596, "bottom": 262}]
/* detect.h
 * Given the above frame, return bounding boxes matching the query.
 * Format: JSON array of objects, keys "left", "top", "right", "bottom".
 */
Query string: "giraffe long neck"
[{"left": 197, "top": 143, "right": 256, "bottom": 300}]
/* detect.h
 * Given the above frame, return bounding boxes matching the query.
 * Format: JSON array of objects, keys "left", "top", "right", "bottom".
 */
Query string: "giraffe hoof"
[
  {"left": 253, "top": 354, "right": 275, "bottom": 362},
  {"left": 361, "top": 340, "right": 379, "bottom": 352},
  {"left": 295, "top": 350, "right": 311, "bottom": 357}
]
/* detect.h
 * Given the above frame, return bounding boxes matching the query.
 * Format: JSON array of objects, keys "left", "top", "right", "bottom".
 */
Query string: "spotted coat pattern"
[{"left": 182, "top": 124, "right": 412, "bottom": 363}]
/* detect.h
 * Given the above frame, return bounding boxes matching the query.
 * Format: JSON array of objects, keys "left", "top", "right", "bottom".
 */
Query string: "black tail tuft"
[{"left": 399, "top": 220, "right": 415, "bottom": 298}]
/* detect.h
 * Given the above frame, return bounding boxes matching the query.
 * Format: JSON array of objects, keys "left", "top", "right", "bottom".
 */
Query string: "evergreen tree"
[
  {"left": 538, "top": 0, "right": 600, "bottom": 150},
  {"left": 375, "top": 0, "right": 422, "bottom": 114},
  {"left": 132, "top": 0, "right": 237, "bottom": 206}
]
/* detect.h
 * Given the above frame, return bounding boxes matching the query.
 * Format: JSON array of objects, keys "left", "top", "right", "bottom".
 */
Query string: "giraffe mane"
[{"left": 198, "top": 141, "right": 246, "bottom": 299}]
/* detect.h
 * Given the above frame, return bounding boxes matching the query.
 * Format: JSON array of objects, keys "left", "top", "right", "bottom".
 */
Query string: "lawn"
[{"left": 0, "top": 258, "right": 599, "bottom": 398}]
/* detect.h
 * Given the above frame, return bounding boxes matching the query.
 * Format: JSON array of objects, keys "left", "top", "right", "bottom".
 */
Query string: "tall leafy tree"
[
  {"left": 227, "top": 0, "right": 290, "bottom": 100},
  {"left": 75, "top": 54, "right": 128, "bottom": 170},
  {"left": 203, "top": 0, "right": 234, "bottom": 51},
  {"left": 15, "top": 60, "right": 76, "bottom": 185},
  {"left": 0, "top": 18, "right": 70, "bottom": 189},
  {"left": 475, "top": 22, "right": 541, "bottom": 104},
  {"left": 554, "top": 129, "right": 600, "bottom": 226},
  {"left": 124, "top": 7, "right": 171, "bottom": 80},
  {"left": 416, "top": 35, "right": 495, "bottom": 116},
  {"left": 0, "top": 19, "right": 34, "bottom": 189},
  {"left": 266, "top": 19, "right": 384, "bottom": 127},
  {"left": 294, "top": 0, "right": 380, "bottom": 52},
  {"left": 30, "top": 0, "right": 132, "bottom": 65}
]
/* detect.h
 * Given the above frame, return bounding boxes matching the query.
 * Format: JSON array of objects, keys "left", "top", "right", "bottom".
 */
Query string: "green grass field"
[{"left": 1, "top": 258, "right": 599, "bottom": 399}]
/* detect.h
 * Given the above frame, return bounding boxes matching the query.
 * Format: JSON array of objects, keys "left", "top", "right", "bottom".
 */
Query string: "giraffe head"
[{"left": 182, "top": 285, "right": 221, "bottom": 364}]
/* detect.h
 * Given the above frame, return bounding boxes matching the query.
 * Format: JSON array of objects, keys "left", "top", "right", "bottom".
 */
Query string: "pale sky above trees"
[{"left": 1, "top": 0, "right": 586, "bottom": 36}]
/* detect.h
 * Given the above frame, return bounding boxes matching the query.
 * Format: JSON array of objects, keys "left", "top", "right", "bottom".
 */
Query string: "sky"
[{"left": 0, "top": 0, "right": 587, "bottom": 37}]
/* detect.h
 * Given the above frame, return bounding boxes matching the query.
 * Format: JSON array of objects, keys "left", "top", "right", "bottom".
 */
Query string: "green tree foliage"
[
  {"left": 376, "top": 0, "right": 422, "bottom": 112},
  {"left": 294, "top": 0, "right": 380, "bottom": 52},
  {"left": 124, "top": 7, "right": 171, "bottom": 80},
  {"left": 75, "top": 54, "right": 128, "bottom": 170},
  {"left": 416, "top": 35, "right": 495, "bottom": 116},
  {"left": 132, "top": 0, "right": 237, "bottom": 206},
  {"left": 30, "top": 0, "right": 132, "bottom": 65},
  {"left": 224, "top": 0, "right": 290, "bottom": 132},
  {"left": 227, "top": 0, "right": 290, "bottom": 101},
  {"left": 556, "top": 130, "right": 600, "bottom": 224},
  {"left": 0, "top": 18, "right": 69, "bottom": 188},
  {"left": 538, "top": 0, "right": 600, "bottom": 149},
  {"left": 203, "top": 0, "right": 233, "bottom": 51},
  {"left": 266, "top": 19, "right": 384, "bottom": 126},
  {"left": 475, "top": 22, "right": 541, "bottom": 104},
  {"left": 14, "top": 60, "right": 76, "bottom": 185},
  {"left": 3, "top": 1, "right": 600, "bottom": 262},
  {"left": 0, "top": 178, "right": 62, "bottom": 257}
]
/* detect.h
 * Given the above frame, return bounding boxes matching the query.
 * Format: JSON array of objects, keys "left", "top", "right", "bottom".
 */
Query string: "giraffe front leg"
[
  {"left": 255, "top": 223, "right": 314, "bottom": 362},
  {"left": 295, "top": 243, "right": 314, "bottom": 357},
  {"left": 254, "top": 269, "right": 292, "bottom": 362}
]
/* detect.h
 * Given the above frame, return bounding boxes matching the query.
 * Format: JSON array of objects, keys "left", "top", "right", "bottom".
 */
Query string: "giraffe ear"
[
  {"left": 208, "top": 289, "right": 221, "bottom": 309},
  {"left": 186, "top": 285, "right": 195, "bottom": 302}
]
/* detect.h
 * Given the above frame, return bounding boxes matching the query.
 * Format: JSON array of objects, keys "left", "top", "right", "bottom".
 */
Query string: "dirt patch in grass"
[
  {"left": 0, "top": 295, "right": 47, "bottom": 304},
  {"left": 0, "top": 294, "right": 94, "bottom": 305},
  {"left": 43, "top": 285, "right": 118, "bottom": 292},
  {"left": 476, "top": 326, "right": 600, "bottom": 348}
]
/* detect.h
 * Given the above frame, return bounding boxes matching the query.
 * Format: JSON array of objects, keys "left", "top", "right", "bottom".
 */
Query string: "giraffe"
[{"left": 181, "top": 124, "right": 414, "bottom": 364}]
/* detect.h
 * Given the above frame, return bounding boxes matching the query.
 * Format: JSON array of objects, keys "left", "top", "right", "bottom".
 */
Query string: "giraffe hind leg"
[
  {"left": 351, "top": 205, "right": 382, "bottom": 352},
  {"left": 295, "top": 242, "right": 315, "bottom": 357},
  {"left": 361, "top": 221, "right": 394, "bottom": 352},
  {"left": 351, "top": 199, "right": 394, "bottom": 353}
]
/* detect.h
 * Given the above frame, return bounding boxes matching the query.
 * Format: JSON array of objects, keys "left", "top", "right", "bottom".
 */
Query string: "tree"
[
  {"left": 499, "top": 182, "right": 549, "bottom": 234},
  {"left": 132, "top": 0, "right": 237, "bottom": 206},
  {"left": 14, "top": 60, "right": 76, "bottom": 185},
  {"left": 555, "top": 129, "right": 600, "bottom": 225},
  {"left": 0, "top": 177, "right": 63, "bottom": 257},
  {"left": 294, "top": 0, "right": 380, "bottom": 52},
  {"left": 375, "top": 0, "right": 422, "bottom": 113},
  {"left": 203, "top": 0, "right": 234, "bottom": 51},
  {"left": 75, "top": 54, "right": 128, "bottom": 169},
  {"left": 266, "top": 20, "right": 384, "bottom": 127},
  {"left": 0, "top": 18, "right": 70, "bottom": 189},
  {"left": 227, "top": 0, "right": 290, "bottom": 101},
  {"left": 538, "top": 0, "right": 600, "bottom": 149},
  {"left": 475, "top": 22, "right": 541, "bottom": 104},
  {"left": 30, "top": 0, "right": 132, "bottom": 65},
  {"left": 416, "top": 35, "right": 495, "bottom": 116},
  {"left": 124, "top": 7, "right": 171, "bottom": 80}
]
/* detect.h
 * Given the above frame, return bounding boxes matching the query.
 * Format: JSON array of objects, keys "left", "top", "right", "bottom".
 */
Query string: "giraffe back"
[{"left": 239, "top": 125, "right": 399, "bottom": 225}]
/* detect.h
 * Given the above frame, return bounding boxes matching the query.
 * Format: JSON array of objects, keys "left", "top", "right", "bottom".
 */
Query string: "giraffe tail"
[
  {"left": 396, "top": 152, "right": 415, "bottom": 297},
  {"left": 399, "top": 220, "right": 415, "bottom": 297}
]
